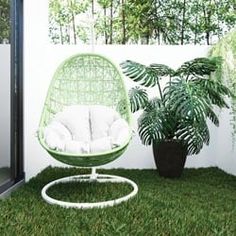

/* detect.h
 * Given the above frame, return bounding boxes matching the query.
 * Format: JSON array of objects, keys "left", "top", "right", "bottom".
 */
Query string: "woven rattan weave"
[{"left": 38, "top": 53, "right": 132, "bottom": 167}]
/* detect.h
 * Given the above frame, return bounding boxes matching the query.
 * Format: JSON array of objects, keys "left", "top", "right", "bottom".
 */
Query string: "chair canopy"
[{"left": 38, "top": 53, "right": 132, "bottom": 167}]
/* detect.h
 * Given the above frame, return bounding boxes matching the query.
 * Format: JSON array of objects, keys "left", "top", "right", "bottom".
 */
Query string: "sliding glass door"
[
  {"left": 0, "top": 0, "right": 24, "bottom": 194},
  {"left": 0, "top": 0, "right": 12, "bottom": 189}
]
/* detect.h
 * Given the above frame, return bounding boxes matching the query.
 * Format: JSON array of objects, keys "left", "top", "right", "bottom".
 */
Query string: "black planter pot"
[{"left": 153, "top": 140, "right": 187, "bottom": 178}]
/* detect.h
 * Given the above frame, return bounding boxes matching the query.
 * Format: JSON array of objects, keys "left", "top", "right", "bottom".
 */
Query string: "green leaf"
[
  {"left": 138, "top": 110, "right": 166, "bottom": 145},
  {"left": 164, "top": 78, "right": 210, "bottom": 122},
  {"left": 120, "top": 60, "right": 161, "bottom": 87},
  {"left": 194, "top": 79, "right": 231, "bottom": 108},
  {"left": 128, "top": 87, "right": 148, "bottom": 112},
  {"left": 149, "top": 64, "right": 175, "bottom": 77},
  {"left": 138, "top": 100, "right": 177, "bottom": 145},
  {"left": 175, "top": 57, "right": 221, "bottom": 79},
  {"left": 176, "top": 119, "right": 210, "bottom": 155},
  {"left": 206, "top": 108, "right": 219, "bottom": 127},
  {"left": 144, "top": 97, "right": 162, "bottom": 112}
]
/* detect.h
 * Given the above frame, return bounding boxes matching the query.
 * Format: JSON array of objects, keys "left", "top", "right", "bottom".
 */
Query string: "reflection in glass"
[{"left": 0, "top": 0, "right": 11, "bottom": 186}]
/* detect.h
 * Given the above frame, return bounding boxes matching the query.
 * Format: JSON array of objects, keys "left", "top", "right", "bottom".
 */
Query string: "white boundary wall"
[{"left": 24, "top": 0, "right": 236, "bottom": 180}]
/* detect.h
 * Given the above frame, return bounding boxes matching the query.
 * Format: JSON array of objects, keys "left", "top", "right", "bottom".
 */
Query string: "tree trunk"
[
  {"left": 104, "top": 7, "right": 108, "bottom": 44},
  {"left": 206, "top": 32, "right": 210, "bottom": 45},
  {"left": 157, "top": 28, "right": 160, "bottom": 45},
  {"left": 110, "top": 0, "right": 113, "bottom": 44},
  {"left": 69, "top": 0, "right": 77, "bottom": 44},
  {"left": 217, "top": 17, "right": 221, "bottom": 40},
  {"left": 66, "top": 26, "right": 71, "bottom": 44},
  {"left": 146, "top": 35, "right": 149, "bottom": 44},
  {"left": 194, "top": 22, "right": 197, "bottom": 45},
  {"left": 121, "top": 0, "right": 126, "bottom": 44},
  {"left": 206, "top": 6, "right": 212, "bottom": 45},
  {"left": 180, "top": 0, "right": 186, "bottom": 45},
  {"left": 72, "top": 14, "right": 77, "bottom": 44},
  {"left": 202, "top": 3, "right": 211, "bottom": 45},
  {"left": 59, "top": 24, "right": 64, "bottom": 44},
  {"left": 91, "top": 0, "right": 96, "bottom": 45},
  {"left": 194, "top": 2, "right": 198, "bottom": 45}
]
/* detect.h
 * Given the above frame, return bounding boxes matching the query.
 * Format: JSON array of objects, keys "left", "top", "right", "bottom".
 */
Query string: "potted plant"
[{"left": 120, "top": 57, "right": 232, "bottom": 178}]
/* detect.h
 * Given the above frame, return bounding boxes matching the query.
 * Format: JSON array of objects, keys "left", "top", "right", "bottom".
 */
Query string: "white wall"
[
  {"left": 215, "top": 109, "right": 236, "bottom": 175},
  {"left": 24, "top": 0, "right": 236, "bottom": 180},
  {"left": 0, "top": 45, "right": 11, "bottom": 168}
]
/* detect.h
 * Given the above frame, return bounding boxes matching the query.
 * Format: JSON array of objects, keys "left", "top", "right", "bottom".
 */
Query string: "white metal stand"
[{"left": 41, "top": 168, "right": 138, "bottom": 209}]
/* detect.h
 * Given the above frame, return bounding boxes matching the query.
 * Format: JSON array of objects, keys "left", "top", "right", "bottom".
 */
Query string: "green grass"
[{"left": 1, "top": 167, "right": 236, "bottom": 235}]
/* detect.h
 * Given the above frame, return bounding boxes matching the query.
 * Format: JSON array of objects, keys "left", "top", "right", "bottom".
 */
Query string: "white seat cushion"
[
  {"left": 90, "top": 105, "right": 120, "bottom": 140},
  {"left": 43, "top": 105, "right": 130, "bottom": 154},
  {"left": 54, "top": 105, "right": 90, "bottom": 142},
  {"left": 65, "top": 140, "right": 90, "bottom": 154},
  {"left": 90, "top": 136, "right": 112, "bottom": 153}
]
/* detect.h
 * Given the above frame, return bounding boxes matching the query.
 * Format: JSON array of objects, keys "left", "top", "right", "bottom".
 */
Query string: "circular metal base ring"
[{"left": 41, "top": 174, "right": 138, "bottom": 209}]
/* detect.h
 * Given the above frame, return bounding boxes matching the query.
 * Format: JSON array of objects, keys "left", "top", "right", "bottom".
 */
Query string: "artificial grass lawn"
[{"left": 1, "top": 167, "right": 236, "bottom": 235}]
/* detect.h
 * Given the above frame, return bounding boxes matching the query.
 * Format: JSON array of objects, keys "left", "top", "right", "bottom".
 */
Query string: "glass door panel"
[{"left": 0, "top": 0, "right": 11, "bottom": 186}]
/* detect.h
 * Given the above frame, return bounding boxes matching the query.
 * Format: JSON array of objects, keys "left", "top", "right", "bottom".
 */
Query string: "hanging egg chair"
[
  {"left": 38, "top": 53, "right": 138, "bottom": 209},
  {"left": 38, "top": 53, "right": 132, "bottom": 167}
]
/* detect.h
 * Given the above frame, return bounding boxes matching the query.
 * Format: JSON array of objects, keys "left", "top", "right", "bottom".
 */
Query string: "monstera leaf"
[
  {"left": 175, "top": 57, "right": 221, "bottom": 79},
  {"left": 164, "top": 78, "right": 211, "bottom": 122},
  {"left": 120, "top": 60, "right": 161, "bottom": 87},
  {"left": 176, "top": 119, "right": 210, "bottom": 155},
  {"left": 144, "top": 97, "right": 162, "bottom": 112},
  {"left": 138, "top": 110, "right": 166, "bottom": 145},
  {"left": 193, "top": 78, "right": 231, "bottom": 108},
  {"left": 129, "top": 87, "right": 148, "bottom": 112},
  {"left": 206, "top": 108, "right": 219, "bottom": 127},
  {"left": 149, "top": 63, "right": 175, "bottom": 77},
  {"left": 138, "top": 100, "right": 178, "bottom": 145}
]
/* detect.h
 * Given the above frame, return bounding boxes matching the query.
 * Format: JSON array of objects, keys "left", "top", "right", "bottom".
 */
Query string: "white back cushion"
[
  {"left": 109, "top": 118, "right": 130, "bottom": 147},
  {"left": 44, "top": 120, "right": 72, "bottom": 141},
  {"left": 44, "top": 121, "right": 72, "bottom": 151},
  {"left": 54, "top": 105, "right": 90, "bottom": 142},
  {"left": 44, "top": 131, "right": 65, "bottom": 151},
  {"left": 90, "top": 105, "right": 120, "bottom": 140}
]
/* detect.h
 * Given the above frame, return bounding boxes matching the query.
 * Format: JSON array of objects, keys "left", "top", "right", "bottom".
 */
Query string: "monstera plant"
[{"left": 121, "top": 57, "right": 232, "bottom": 178}]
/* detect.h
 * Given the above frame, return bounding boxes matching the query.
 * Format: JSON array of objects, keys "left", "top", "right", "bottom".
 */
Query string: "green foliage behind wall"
[
  {"left": 0, "top": 0, "right": 10, "bottom": 44},
  {"left": 49, "top": 0, "right": 236, "bottom": 45},
  {"left": 209, "top": 29, "right": 236, "bottom": 144}
]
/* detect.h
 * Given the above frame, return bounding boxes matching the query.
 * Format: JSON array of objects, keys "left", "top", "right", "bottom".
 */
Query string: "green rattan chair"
[
  {"left": 38, "top": 53, "right": 138, "bottom": 209},
  {"left": 38, "top": 53, "right": 132, "bottom": 167}
]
